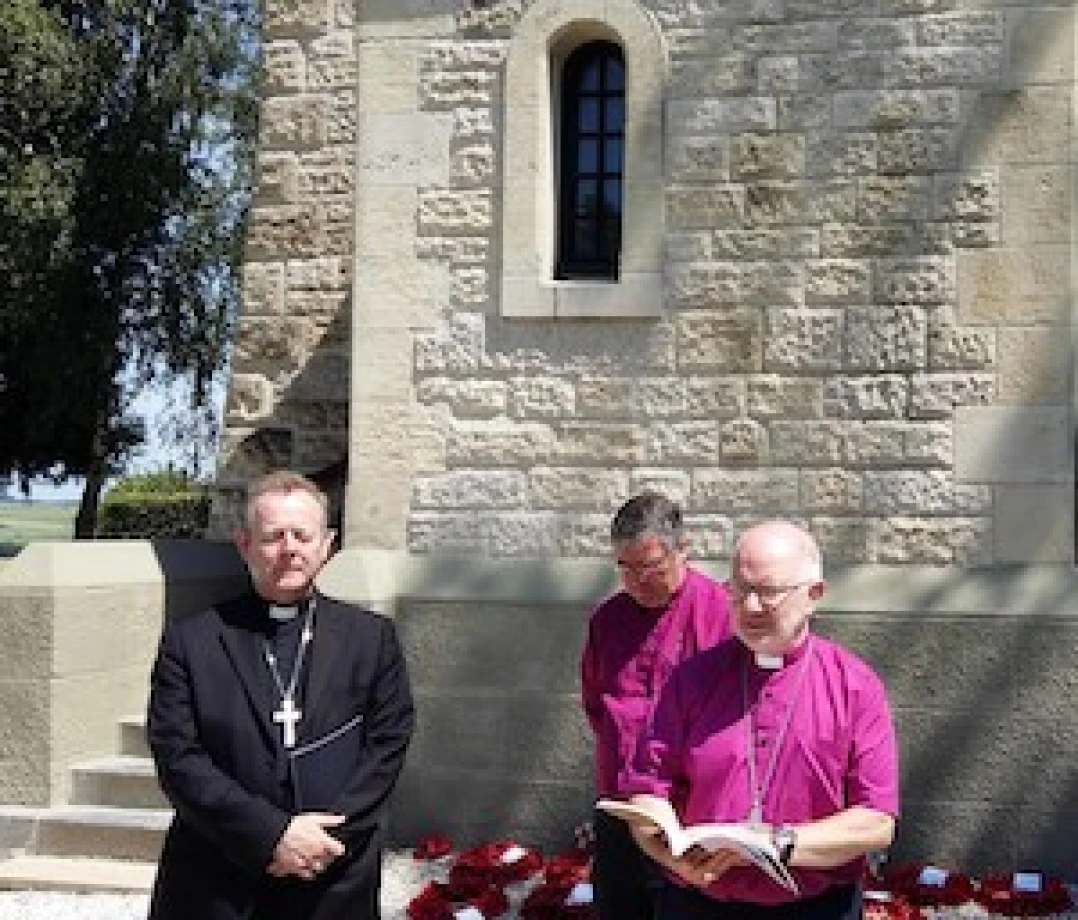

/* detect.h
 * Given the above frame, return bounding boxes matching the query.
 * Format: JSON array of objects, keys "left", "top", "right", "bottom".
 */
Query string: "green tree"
[{"left": 0, "top": 0, "right": 259, "bottom": 535}]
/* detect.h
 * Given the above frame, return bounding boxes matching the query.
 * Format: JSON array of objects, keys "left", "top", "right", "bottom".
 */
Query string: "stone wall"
[{"left": 218, "top": 0, "right": 1075, "bottom": 565}]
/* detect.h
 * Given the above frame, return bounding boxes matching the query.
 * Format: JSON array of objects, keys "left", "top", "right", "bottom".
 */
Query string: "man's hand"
[
  {"left": 267, "top": 813, "right": 347, "bottom": 880},
  {"left": 676, "top": 845, "right": 749, "bottom": 887}
]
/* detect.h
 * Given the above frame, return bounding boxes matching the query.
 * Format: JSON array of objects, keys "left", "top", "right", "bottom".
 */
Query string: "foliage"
[
  {"left": 0, "top": 0, "right": 261, "bottom": 534},
  {"left": 97, "top": 469, "right": 210, "bottom": 537}
]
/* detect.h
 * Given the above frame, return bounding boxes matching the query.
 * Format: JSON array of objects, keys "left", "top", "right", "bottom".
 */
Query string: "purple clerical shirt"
[
  {"left": 581, "top": 568, "right": 732, "bottom": 797},
  {"left": 622, "top": 634, "right": 899, "bottom": 905}
]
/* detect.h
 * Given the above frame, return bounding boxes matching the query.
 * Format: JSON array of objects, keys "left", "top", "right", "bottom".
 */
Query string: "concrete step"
[
  {"left": 0, "top": 854, "right": 156, "bottom": 893},
  {"left": 70, "top": 756, "right": 168, "bottom": 810},
  {"left": 32, "top": 807, "right": 171, "bottom": 863},
  {"left": 118, "top": 716, "right": 150, "bottom": 758}
]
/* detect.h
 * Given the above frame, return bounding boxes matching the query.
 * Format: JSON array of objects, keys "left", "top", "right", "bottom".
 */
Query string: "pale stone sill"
[{"left": 500, "top": 272, "right": 662, "bottom": 319}]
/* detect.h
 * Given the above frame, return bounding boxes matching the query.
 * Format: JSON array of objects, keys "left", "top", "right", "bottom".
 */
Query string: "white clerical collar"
[
  {"left": 754, "top": 652, "right": 784, "bottom": 670},
  {"left": 268, "top": 604, "right": 300, "bottom": 622}
]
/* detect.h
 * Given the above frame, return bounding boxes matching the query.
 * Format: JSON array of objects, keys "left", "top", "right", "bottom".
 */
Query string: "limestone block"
[
  {"left": 264, "top": 0, "right": 331, "bottom": 38},
  {"left": 1008, "top": 8, "right": 1074, "bottom": 85},
  {"left": 450, "top": 142, "right": 496, "bottom": 185},
  {"left": 1002, "top": 166, "right": 1072, "bottom": 245},
  {"left": 870, "top": 517, "right": 992, "bottom": 564},
  {"left": 485, "top": 513, "right": 560, "bottom": 557},
  {"left": 356, "top": 0, "right": 455, "bottom": 39},
  {"left": 667, "top": 98, "right": 776, "bottom": 135},
  {"left": 666, "top": 136, "right": 730, "bottom": 184},
  {"left": 685, "top": 377, "right": 745, "bottom": 419},
  {"left": 0, "top": 680, "right": 49, "bottom": 804},
  {"left": 800, "top": 51, "right": 885, "bottom": 93},
  {"left": 746, "top": 180, "right": 857, "bottom": 225},
  {"left": 407, "top": 512, "right": 484, "bottom": 555},
  {"left": 801, "top": 469, "right": 864, "bottom": 513},
  {"left": 576, "top": 377, "right": 643, "bottom": 418},
  {"left": 241, "top": 261, "right": 284, "bottom": 315},
  {"left": 884, "top": 46, "right": 1002, "bottom": 87},
  {"left": 778, "top": 93, "right": 831, "bottom": 131},
  {"left": 917, "top": 11, "right": 1003, "bottom": 45},
  {"left": 216, "top": 427, "right": 296, "bottom": 482},
  {"left": 226, "top": 374, "right": 276, "bottom": 423},
  {"left": 824, "top": 375, "right": 909, "bottom": 419},
  {"left": 927, "top": 320, "right": 995, "bottom": 370},
  {"left": 648, "top": 421, "right": 721, "bottom": 464},
  {"left": 684, "top": 261, "right": 807, "bottom": 310},
  {"left": 358, "top": 111, "right": 453, "bottom": 184},
  {"left": 451, "top": 265, "right": 490, "bottom": 306},
  {"left": 994, "top": 485, "right": 1073, "bottom": 563},
  {"left": 233, "top": 316, "right": 324, "bottom": 368},
  {"left": 446, "top": 421, "right": 555, "bottom": 467},
  {"left": 858, "top": 175, "right": 931, "bottom": 222},
  {"left": 819, "top": 222, "right": 916, "bottom": 258},
  {"left": 419, "top": 66, "right": 499, "bottom": 110},
  {"left": 297, "top": 149, "right": 355, "bottom": 198},
  {"left": 676, "top": 310, "right": 763, "bottom": 373},
  {"left": 417, "top": 237, "right": 490, "bottom": 265},
  {"left": 259, "top": 95, "right": 331, "bottom": 150},
  {"left": 683, "top": 515, "right": 734, "bottom": 559},
  {"left": 876, "top": 257, "right": 955, "bottom": 304},
  {"left": 769, "top": 421, "right": 845, "bottom": 466},
  {"left": 418, "top": 188, "right": 492, "bottom": 233},
  {"left": 838, "top": 17, "right": 916, "bottom": 49},
  {"left": 806, "top": 259, "right": 871, "bottom": 302},
  {"left": 507, "top": 377, "right": 576, "bottom": 419},
  {"left": 356, "top": 185, "right": 421, "bottom": 261},
  {"left": 764, "top": 308, "right": 844, "bottom": 372},
  {"left": 730, "top": 133, "right": 806, "bottom": 179},
  {"left": 691, "top": 469, "right": 800, "bottom": 512},
  {"left": 746, "top": 376, "right": 823, "bottom": 419},
  {"left": 357, "top": 41, "right": 423, "bottom": 115},
  {"left": 629, "top": 470, "right": 691, "bottom": 506},
  {"left": 246, "top": 202, "right": 353, "bottom": 260},
  {"left": 932, "top": 170, "right": 999, "bottom": 222},
  {"left": 556, "top": 514, "right": 610, "bottom": 557},
  {"left": 286, "top": 257, "right": 351, "bottom": 292},
  {"left": 908, "top": 373, "right": 995, "bottom": 418},
  {"left": 845, "top": 421, "right": 952, "bottom": 468},
  {"left": 0, "top": 590, "right": 50, "bottom": 681},
  {"left": 455, "top": 0, "right": 528, "bottom": 37},
  {"left": 555, "top": 423, "right": 648, "bottom": 466},
  {"left": 808, "top": 517, "right": 871, "bottom": 563},
  {"left": 878, "top": 128, "right": 959, "bottom": 175},
  {"left": 263, "top": 41, "right": 307, "bottom": 93},
  {"left": 955, "top": 406, "right": 1070, "bottom": 484},
  {"left": 996, "top": 326, "right": 1070, "bottom": 404},
  {"left": 412, "top": 471, "right": 526, "bottom": 509},
  {"left": 639, "top": 379, "right": 694, "bottom": 418},
  {"left": 757, "top": 56, "right": 799, "bottom": 94},
  {"left": 736, "top": 20, "right": 838, "bottom": 52},
  {"left": 669, "top": 57, "right": 755, "bottom": 98},
  {"left": 416, "top": 378, "right": 507, "bottom": 417},
  {"left": 667, "top": 232, "right": 711, "bottom": 262},
  {"left": 454, "top": 107, "right": 494, "bottom": 138},
  {"left": 665, "top": 185, "right": 744, "bottom": 229},
  {"left": 491, "top": 320, "right": 678, "bottom": 376},
  {"left": 414, "top": 313, "right": 484, "bottom": 374},
  {"left": 527, "top": 468, "right": 630, "bottom": 511},
  {"left": 864, "top": 470, "right": 992, "bottom": 515},
  {"left": 720, "top": 419, "right": 767, "bottom": 465},
  {"left": 962, "top": 88, "right": 1070, "bottom": 166},
  {"left": 846, "top": 305, "right": 927, "bottom": 371},
  {"left": 957, "top": 245, "right": 1070, "bottom": 324},
  {"left": 948, "top": 220, "right": 1000, "bottom": 249},
  {"left": 832, "top": 89, "right": 960, "bottom": 128},
  {"left": 308, "top": 31, "right": 356, "bottom": 89},
  {"left": 712, "top": 227, "right": 819, "bottom": 259},
  {"left": 806, "top": 132, "right": 877, "bottom": 178}
]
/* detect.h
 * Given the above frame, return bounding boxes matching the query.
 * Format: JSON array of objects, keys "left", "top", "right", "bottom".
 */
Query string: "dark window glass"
[{"left": 556, "top": 41, "right": 625, "bottom": 280}]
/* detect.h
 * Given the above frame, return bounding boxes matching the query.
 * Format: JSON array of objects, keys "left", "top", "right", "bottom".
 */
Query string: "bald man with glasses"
[
  {"left": 622, "top": 520, "right": 898, "bottom": 920},
  {"left": 581, "top": 491, "right": 733, "bottom": 920}
]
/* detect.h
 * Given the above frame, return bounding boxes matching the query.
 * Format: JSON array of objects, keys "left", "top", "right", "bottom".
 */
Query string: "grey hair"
[
  {"left": 610, "top": 491, "right": 685, "bottom": 550},
  {"left": 244, "top": 470, "right": 329, "bottom": 530}
]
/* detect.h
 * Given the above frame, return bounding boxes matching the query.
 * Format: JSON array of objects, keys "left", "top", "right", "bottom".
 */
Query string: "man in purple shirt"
[
  {"left": 581, "top": 491, "right": 732, "bottom": 920},
  {"left": 623, "top": 520, "right": 898, "bottom": 920}
]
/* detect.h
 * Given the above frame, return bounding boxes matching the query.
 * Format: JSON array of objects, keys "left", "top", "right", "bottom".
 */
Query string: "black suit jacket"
[{"left": 146, "top": 591, "right": 414, "bottom": 920}]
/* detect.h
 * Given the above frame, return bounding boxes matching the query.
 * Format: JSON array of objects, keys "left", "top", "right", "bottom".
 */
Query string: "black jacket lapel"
[
  {"left": 217, "top": 595, "right": 278, "bottom": 745},
  {"left": 301, "top": 594, "right": 349, "bottom": 741}
]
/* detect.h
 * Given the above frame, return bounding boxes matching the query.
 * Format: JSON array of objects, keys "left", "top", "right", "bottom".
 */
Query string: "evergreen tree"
[{"left": 0, "top": 0, "right": 259, "bottom": 535}]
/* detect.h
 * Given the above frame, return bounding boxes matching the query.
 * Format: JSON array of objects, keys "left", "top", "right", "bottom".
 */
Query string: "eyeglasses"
[
  {"left": 726, "top": 580, "right": 812, "bottom": 606},
  {"left": 616, "top": 550, "right": 673, "bottom": 578}
]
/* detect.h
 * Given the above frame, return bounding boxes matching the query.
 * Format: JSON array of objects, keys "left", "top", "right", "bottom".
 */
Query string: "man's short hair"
[
  {"left": 610, "top": 491, "right": 685, "bottom": 550},
  {"left": 244, "top": 470, "right": 329, "bottom": 529}
]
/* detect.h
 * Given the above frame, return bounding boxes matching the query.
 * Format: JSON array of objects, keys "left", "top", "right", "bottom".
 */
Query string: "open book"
[{"left": 596, "top": 798, "right": 798, "bottom": 894}]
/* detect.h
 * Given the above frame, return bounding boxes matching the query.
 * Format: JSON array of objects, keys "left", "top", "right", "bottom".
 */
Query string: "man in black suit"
[{"left": 147, "top": 470, "right": 415, "bottom": 920}]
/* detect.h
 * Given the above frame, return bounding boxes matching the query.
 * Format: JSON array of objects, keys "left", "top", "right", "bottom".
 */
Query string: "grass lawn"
[{"left": 0, "top": 501, "right": 77, "bottom": 558}]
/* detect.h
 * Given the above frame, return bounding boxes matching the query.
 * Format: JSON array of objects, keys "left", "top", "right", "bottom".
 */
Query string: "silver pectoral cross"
[{"left": 273, "top": 696, "right": 302, "bottom": 749}]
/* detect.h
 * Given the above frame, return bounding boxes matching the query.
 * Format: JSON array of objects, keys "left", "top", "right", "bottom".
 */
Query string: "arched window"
[{"left": 556, "top": 42, "right": 625, "bottom": 280}]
